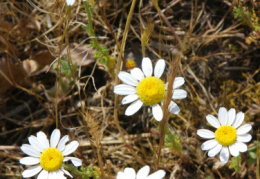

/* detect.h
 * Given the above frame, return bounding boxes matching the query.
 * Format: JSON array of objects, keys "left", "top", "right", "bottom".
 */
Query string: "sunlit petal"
[
  {"left": 152, "top": 104, "right": 163, "bottom": 121},
  {"left": 142, "top": 57, "right": 153, "bottom": 77},
  {"left": 220, "top": 147, "right": 229, "bottom": 163},
  {"left": 154, "top": 59, "right": 165, "bottom": 78},
  {"left": 237, "top": 124, "right": 252, "bottom": 135},
  {"left": 22, "top": 165, "right": 42, "bottom": 178},
  {"left": 232, "top": 112, "right": 244, "bottom": 129},
  {"left": 121, "top": 94, "right": 139, "bottom": 105},
  {"left": 50, "top": 129, "right": 60, "bottom": 148},
  {"left": 172, "top": 89, "right": 187, "bottom": 99},
  {"left": 208, "top": 144, "right": 222, "bottom": 157},
  {"left": 206, "top": 115, "right": 220, "bottom": 128},
  {"left": 168, "top": 101, "right": 180, "bottom": 115},
  {"left": 173, "top": 77, "right": 185, "bottom": 89},
  {"left": 197, "top": 129, "right": 215, "bottom": 139},
  {"left": 118, "top": 71, "right": 139, "bottom": 86},
  {"left": 130, "top": 68, "right": 144, "bottom": 81},
  {"left": 114, "top": 84, "right": 136, "bottom": 95},
  {"left": 218, "top": 107, "right": 228, "bottom": 125},
  {"left": 125, "top": 100, "right": 143, "bottom": 116},
  {"left": 227, "top": 108, "right": 236, "bottom": 125},
  {"left": 201, "top": 139, "right": 218, "bottom": 151}
]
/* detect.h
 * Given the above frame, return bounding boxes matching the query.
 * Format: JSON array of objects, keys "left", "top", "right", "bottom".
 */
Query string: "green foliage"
[
  {"left": 233, "top": 8, "right": 252, "bottom": 26},
  {"left": 229, "top": 155, "right": 242, "bottom": 173},
  {"left": 247, "top": 140, "right": 260, "bottom": 166},
  {"left": 164, "top": 127, "right": 182, "bottom": 152},
  {"left": 52, "top": 55, "right": 77, "bottom": 95},
  {"left": 64, "top": 164, "right": 101, "bottom": 179},
  {"left": 90, "top": 41, "right": 109, "bottom": 66},
  {"left": 52, "top": 55, "right": 77, "bottom": 78},
  {"left": 233, "top": 5, "right": 260, "bottom": 31},
  {"left": 82, "top": 1, "right": 109, "bottom": 66}
]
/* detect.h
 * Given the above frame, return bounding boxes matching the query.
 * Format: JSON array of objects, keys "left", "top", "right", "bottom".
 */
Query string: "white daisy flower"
[
  {"left": 20, "top": 129, "right": 82, "bottom": 178},
  {"left": 197, "top": 107, "right": 252, "bottom": 163},
  {"left": 66, "top": 0, "right": 75, "bottom": 6},
  {"left": 117, "top": 165, "right": 166, "bottom": 179},
  {"left": 114, "top": 57, "right": 187, "bottom": 121}
]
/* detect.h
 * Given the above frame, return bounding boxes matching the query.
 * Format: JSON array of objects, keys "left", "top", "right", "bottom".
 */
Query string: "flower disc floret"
[
  {"left": 113, "top": 57, "right": 187, "bottom": 121},
  {"left": 215, "top": 125, "right": 237, "bottom": 146},
  {"left": 19, "top": 129, "right": 82, "bottom": 178},
  {"left": 197, "top": 107, "right": 252, "bottom": 163},
  {"left": 40, "top": 147, "right": 63, "bottom": 171},
  {"left": 136, "top": 76, "right": 165, "bottom": 106},
  {"left": 126, "top": 59, "right": 136, "bottom": 69}
]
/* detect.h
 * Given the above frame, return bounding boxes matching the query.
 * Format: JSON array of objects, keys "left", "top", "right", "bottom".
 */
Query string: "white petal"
[
  {"left": 154, "top": 59, "right": 165, "bottom": 78},
  {"left": 236, "top": 141, "right": 248, "bottom": 152},
  {"left": 48, "top": 171, "right": 56, "bottom": 179},
  {"left": 227, "top": 108, "right": 236, "bottom": 125},
  {"left": 197, "top": 129, "right": 215, "bottom": 139},
  {"left": 201, "top": 139, "right": 218, "bottom": 151},
  {"left": 20, "top": 157, "right": 40, "bottom": 165},
  {"left": 28, "top": 136, "right": 45, "bottom": 152},
  {"left": 125, "top": 100, "right": 143, "bottom": 116},
  {"left": 220, "top": 147, "right": 229, "bottom": 163},
  {"left": 168, "top": 101, "right": 180, "bottom": 114},
  {"left": 237, "top": 124, "right": 252, "bottom": 135},
  {"left": 172, "top": 89, "right": 187, "bottom": 99},
  {"left": 218, "top": 107, "right": 228, "bottom": 125},
  {"left": 118, "top": 71, "right": 139, "bottom": 86},
  {"left": 58, "top": 135, "right": 69, "bottom": 152},
  {"left": 142, "top": 57, "right": 153, "bottom": 77},
  {"left": 37, "top": 169, "right": 48, "bottom": 179},
  {"left": 62, "top": 167, "right": 73, "bottom": 178},
  {"left": 173, "top": 77, "right": 185, "bottom": 89},
  {"left": 229, "top": 143, "right": 239, "bottom": 157},
  {"left": 206, "top": 115, "right": 220, "bottom": 128},
  {"left": 121, "top": 94, "right": 139, "bottom": 105},
  {"left": 48, "top": 170, "right": 65, "bottom": 179},
  {"left": 152, "top": 104, "right": 163, "bottom": 121},
  {"left": 232, "top": 112, "right": 245, "bottom": 129},
  {"left": 130, "top": 68, "right": 144, "bottom": 81},
  {"left": 57, "top": 169, "right": 65, "bottom": 178},
  {"left": 66, "top": 0, "right": 75, "bottom": 6},
  {"left": 237, "top": 134, "right": 252, "bottom": 143},
  {"left": 114, "top": 84, "right": 136, "bottom": 95},
  {"left": 36, "top": 131, "right": 49, "bottom": 149},
  {"left": 117, "top": 171, "right": 125, "bottom": 179},
  {"left": 123, "top": 168, "right": 136, "bottom": 178},
  {"left": 22, "top": 165, "right": 42, "bottom": 178},
  {"left": 21, "top": 144, "right": 41, "bottom": 158},
  {"left": 62, "top": 141, "right": 79, "bottom": 156},
  {"left": 50, "top": 129, "right": 61, "bottom": 148},
  {"left": 146, "top": 170, "right": 166, "bottom": 179},
  {"left": 64, "top": 157, "right": 82, "bottom": 167},
  {"left": 136, "top": 165, "right": 150, "bottom": 179},
  {"left": 208, "top": 143, "right": 222, "bottom": 157}
]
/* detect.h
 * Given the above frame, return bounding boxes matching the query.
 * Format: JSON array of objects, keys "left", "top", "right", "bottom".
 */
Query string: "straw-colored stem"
[
  {"left": 152, "top": 1, "right": 184, "bottom": 169},
  {"left": 157, "top": 55, "right": 181, "bottom": 168}
]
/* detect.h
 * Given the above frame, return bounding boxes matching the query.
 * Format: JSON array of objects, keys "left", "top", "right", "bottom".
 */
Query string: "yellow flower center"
[
  {"left": 40, "top": 147, "right": 63, "bottom": 171},
  {"left": 215, "top": 125, "right": 237, "bottom": 146},
  {"left": 126, "top": 59, "right": 136, "bottom": 69},
  {"left": 136, "top": 76, "right": 165, "bottom": 106}
]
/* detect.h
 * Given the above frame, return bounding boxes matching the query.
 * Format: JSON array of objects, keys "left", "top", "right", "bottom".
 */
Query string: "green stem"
[{"left": 83, "top": 1, "right": 100, "bottom": 49}]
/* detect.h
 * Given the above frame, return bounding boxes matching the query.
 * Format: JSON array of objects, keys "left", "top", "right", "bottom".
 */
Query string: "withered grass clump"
[{"left": 0, "top": 0, "right": 259, "bottom": 178}]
